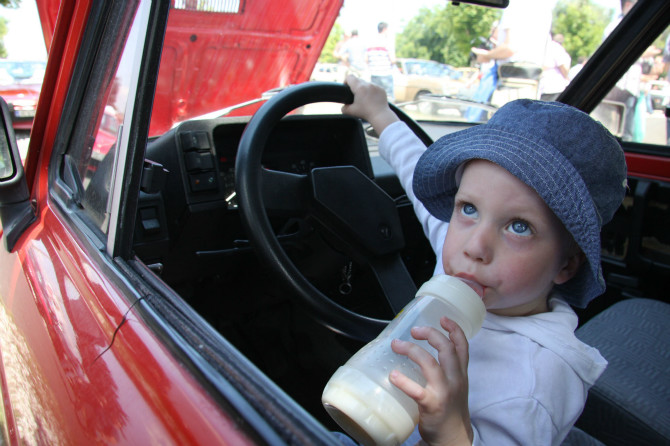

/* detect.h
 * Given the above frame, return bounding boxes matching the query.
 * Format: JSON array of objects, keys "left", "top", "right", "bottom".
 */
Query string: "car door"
[
  {"left": 0, "top": 1, "right": 262, "bottom": 443},
  {"left": 0, "top": 0, "right": 347, "bottom": 443}
]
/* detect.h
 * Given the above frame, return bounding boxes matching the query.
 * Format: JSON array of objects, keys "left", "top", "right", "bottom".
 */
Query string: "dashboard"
[{"left": 133, "top": 114, "right": 374, "bottom": 280}]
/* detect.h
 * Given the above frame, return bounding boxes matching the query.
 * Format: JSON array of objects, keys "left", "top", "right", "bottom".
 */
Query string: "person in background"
[
  {"left": 662, "top": 33, "right": 670, "bottom": 78},
  {"left": 333, "top": 31, "right": 351, "bottom": 66},
  {"left": 660, "top": 34, "right": 670, "bottom": 145},
  {"left": 465, "top": 0, "right": 552, "bottom": 121},
  {"left": 603, "top": 0, "right": 641, "bottom": 141},
  {"left": 337, "top": 29, "right": 367, "bottom": 77},
  {"left": 568, "top": 56, "right": 588, "bottom": 81},
  {"left": 539, "top": 33, "right": 571, "bottom": 101},
  {"left": 463, "top": 21, "right": 499, "bottom": 121},
  {"left": 366, "top": 21, "right": 396, "bottom": 101}
]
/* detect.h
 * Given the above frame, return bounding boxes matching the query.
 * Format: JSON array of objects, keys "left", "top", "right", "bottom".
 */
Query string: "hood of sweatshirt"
[{"left": 481, "top": 295, "right": 607, "bottom": 386}]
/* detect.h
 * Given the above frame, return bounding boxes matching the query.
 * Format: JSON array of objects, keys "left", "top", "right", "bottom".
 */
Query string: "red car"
[
  {"left": 0, "top": 0, "right": 668, "bottom": 444},
  {"left": 0, "top": 61, "right": 45, "bottom": 132}
]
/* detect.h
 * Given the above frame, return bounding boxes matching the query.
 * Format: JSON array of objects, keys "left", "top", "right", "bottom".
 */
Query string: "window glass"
[
  {"left": 593, "top": 24, "right": 670, "bottom": 145},
  {"left": 66, "top": 4, "right": 143, "bottom": 234},
  {"left": 317, "top": 1, "right": 668, "bottom": 149}
]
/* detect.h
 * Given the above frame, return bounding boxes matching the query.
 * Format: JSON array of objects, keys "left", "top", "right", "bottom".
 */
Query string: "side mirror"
[
  {"left": 592, "top": 100, "right": 625, "bottom": 139},
  {"left": 0, "top": 96, "right": 35, "bottom": 251}
]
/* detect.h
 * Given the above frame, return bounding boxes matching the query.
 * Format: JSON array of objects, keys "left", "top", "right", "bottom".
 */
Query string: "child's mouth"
[{"left": 453, "top": 273, "right": 485, "bottom": 299}]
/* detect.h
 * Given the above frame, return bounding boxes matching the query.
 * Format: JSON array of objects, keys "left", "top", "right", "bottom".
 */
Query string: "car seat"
[
  {"left": 575, "top": 298, "right": 670, "bottom": 445},
  {"left": 562, "top": 426, "right": 606, "bottom": 446}
]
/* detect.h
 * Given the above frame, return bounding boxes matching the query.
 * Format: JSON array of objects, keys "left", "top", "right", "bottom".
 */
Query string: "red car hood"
[{"left": 36, "top": 0, "right": 342, "bottom": 135}]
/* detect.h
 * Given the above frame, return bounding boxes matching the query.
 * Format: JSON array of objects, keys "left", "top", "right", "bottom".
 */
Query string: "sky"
[
  {"left": 0, "top": 0, "right": 46, "bottom": 61},
  {"left": 336, "top": 0, "right": 620, "bottom": 41},
  {"left": 0, "top": 0, "right": 620, "bottom": 62},
  {"left": 336, "top": 0, "right": 445, "bottom": 40}
]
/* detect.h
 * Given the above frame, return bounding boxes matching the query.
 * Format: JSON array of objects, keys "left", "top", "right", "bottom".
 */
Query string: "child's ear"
[{"left": 553, "top": 251, "right": 586, "bottom": 285}]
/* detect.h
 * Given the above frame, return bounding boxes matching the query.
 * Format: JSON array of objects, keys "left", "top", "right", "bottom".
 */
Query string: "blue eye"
[
  {"left": 461, "top": 203, "right": 478, "bottom": 217},
  {"left": 508, "top": 220, "right": 532, "bottom": 236}
]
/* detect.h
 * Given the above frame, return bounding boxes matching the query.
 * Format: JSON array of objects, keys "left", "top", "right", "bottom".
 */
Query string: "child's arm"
[
  {"left": 390, "top": 317, "right": 474, "bottom": 446},
  {"left": 342, "top": 75, "right": 399, "bottom": 135},
  {"left": 343, "top": 74, "right": 448, "bottom": 277}
]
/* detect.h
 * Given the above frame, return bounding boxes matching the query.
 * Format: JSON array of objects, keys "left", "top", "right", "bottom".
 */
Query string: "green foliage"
[
  {"left": 0, "top": 17, "right": 7, "bottom": 58},
  {"left": 552, "top": 0, "right": 611, "bottom": 66},
  {"left": 396, "top": 4, "right": 501, "bottom": 67},
  {"left": 320, "top": 22, "right": 343, "bottom": 64},
  {"left": 652, "top": 29, "right": 669, "bottom": 54},
  {"left": 0, "top": 0, "right": 21, "bottom": 7},
  {"left": 394, "top": 0, "right": 620, "bottom": 69}
]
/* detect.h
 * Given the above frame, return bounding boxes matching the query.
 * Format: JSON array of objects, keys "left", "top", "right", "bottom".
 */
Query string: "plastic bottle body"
[{"left": 322, "top": 275, "right": 485, "bottom": 446}]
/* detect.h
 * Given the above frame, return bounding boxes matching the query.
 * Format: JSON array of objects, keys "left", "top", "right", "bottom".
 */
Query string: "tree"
[
  {"left": 0, "top": 0, "right": 20, "bottom": 7},
  {"left": 0, "top": 17, "right": 7, "bottom": 58},
  {"left": 319, "top": 22, "right": 344, "bottom": 64},
  {"left": 552, "top": 0, "right": 611, "bottom": 66},
  {"left": 396, "top": 4, "right": 501, "bottom": 67}
]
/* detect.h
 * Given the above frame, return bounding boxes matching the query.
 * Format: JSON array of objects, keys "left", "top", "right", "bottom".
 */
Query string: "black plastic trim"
[
  {"left": 48, "top": 1, "right": 113, "bottom": 203},
  {"left": 114, "top": 0, "right": 171, "bottom": 258}
]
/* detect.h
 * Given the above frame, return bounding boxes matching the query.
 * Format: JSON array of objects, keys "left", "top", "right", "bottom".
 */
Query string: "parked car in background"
[
  {"left": 0, "top": 0, "right": 668, "bottom": 444},
  {"left": 0, "top": 61, "right": 46, "bottom": 132},
  {"left": 394, "top": 58, "right": 473, "bottom": 103},
  {"left": 310, "top": 62, "right": 346, "bottom": 83},
  {"left": 440, "top": 62, "right": 478, "bottom": 85}
]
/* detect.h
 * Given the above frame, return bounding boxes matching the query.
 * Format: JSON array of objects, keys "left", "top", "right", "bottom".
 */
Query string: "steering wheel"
[{"left": 235, "top": 82, "right": 434, "bottom": 342}]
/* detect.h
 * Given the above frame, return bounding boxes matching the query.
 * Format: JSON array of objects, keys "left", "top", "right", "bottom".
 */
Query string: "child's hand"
[
  {"left": 342, "top": 75, "right": 399, "bottom": 135},
  {"left": 390, "top": 317, "right": 473, "bottom": 446}
]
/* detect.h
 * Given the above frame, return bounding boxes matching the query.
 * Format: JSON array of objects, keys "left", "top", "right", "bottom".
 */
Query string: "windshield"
[{"left": 149, "top": 0, "right": 668, "bottom": 145}]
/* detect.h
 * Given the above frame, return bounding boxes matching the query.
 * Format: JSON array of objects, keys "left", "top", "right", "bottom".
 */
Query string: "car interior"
[
  {"left": 67, "top": 40, "right": 670, "bottom": 440},
  {"left": 128, "top": 98, "right": 437, "bottom": 425},
  {"left": 2, "top": 0, "right": 668, "bottom": 444},
  {"left": 117, "top": 83, "right": 670, "bottom": 444}
]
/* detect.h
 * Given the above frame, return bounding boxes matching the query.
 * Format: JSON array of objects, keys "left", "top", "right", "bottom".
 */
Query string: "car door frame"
[
  {"left": 0, "top": 0, "right": 272, "bottom": 443},
  {"left": 1, "top": 0, "right": 347, "bottom": 443}
]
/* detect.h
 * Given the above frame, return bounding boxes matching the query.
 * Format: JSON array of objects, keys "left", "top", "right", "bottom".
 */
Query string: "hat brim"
[{"left": 412, "top": 125, "right": 604, "bottom": 306}]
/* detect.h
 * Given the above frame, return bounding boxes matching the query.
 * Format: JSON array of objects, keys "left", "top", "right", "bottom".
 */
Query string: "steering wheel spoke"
[
  {"left": 236, "top": 82, "right": 433, "bottom": 341},
  {"left": 368, "top": 254, "right": 417, "bottom": 314},
  {"left": 261, "top": 168, "right": 310, "bottom": 213}
]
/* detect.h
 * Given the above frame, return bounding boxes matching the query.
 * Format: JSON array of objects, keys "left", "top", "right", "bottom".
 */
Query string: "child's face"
[{"left": 441, "top": 160, "right": 576, "bottom": 317}]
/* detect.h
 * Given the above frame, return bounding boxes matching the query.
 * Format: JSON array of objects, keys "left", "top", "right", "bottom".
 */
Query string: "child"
[{"left": 339, "top": 75, "right": 627, "bottom": 445}]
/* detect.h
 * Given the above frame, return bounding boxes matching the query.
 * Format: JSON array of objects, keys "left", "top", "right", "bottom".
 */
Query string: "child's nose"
[{"left": 463, "top": 225, "right": 493, "bottom": 264}]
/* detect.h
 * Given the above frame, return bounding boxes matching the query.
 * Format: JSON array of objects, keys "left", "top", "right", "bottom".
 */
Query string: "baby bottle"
[{"left": 321, "top": 274, "right": 486, "bottom": 446}]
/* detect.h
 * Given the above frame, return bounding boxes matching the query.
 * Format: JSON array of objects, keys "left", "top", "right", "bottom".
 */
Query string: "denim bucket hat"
[{"left": 412, "top": 99, "right": 627, "bottom": 307}]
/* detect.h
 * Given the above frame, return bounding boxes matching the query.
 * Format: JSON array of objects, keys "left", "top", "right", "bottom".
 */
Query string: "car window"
[
  {"left": 64, "top": 3, "right": 145, "bottom": 235},
  {"left": 315, "top": 1, "right": 669, "bottom": 150},
  {"left": 593, "top": 24, "right": 669, "bottom": 145}
]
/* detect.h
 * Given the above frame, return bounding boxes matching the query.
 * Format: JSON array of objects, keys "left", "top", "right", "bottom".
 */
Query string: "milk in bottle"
[{"left": 322, "top": 274, "right": 486, "bottom": 446}]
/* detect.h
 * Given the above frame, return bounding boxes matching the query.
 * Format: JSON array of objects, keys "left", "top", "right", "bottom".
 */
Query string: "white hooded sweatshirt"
[{"left": 378, "top": 121, "right": 607, "bottom": 446}]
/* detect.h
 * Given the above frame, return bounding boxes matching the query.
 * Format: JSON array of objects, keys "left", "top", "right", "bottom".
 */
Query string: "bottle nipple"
[{"left": 455, "top": 277, "right": 485, "bottom": 299}]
